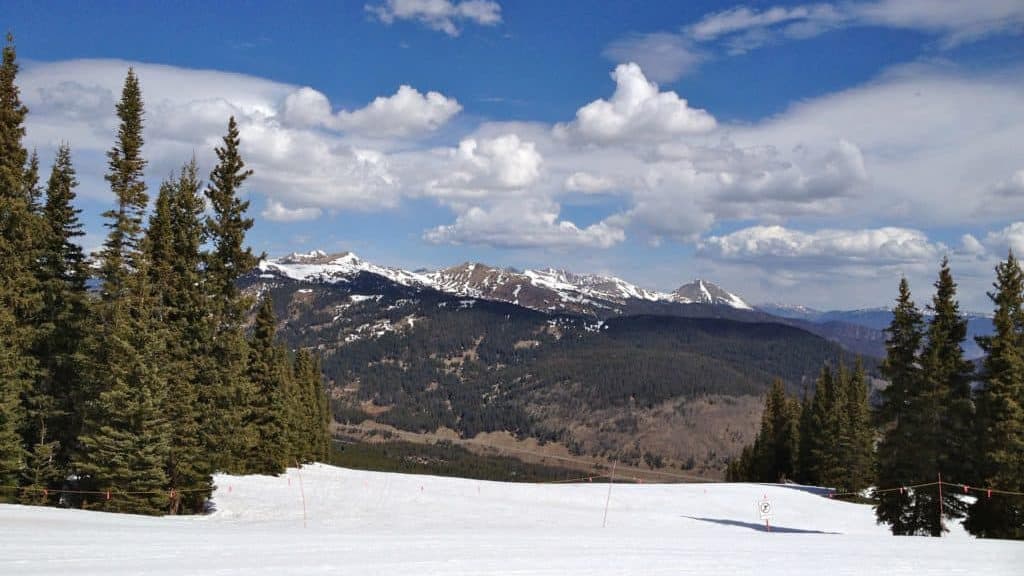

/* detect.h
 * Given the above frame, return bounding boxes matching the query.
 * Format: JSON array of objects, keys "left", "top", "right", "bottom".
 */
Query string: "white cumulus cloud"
[
  {"left": 699, "top": 225, "right": 943, "bottom": 265},
  {"left": 366, "top": 0, "right": 502, "bottom": 36},
  {"left": 959, "top": 233, "right": 987, "bottom": 257},
  {"left": 283, "top": 84, "right": 461, "bottom": 137},
  {"left": 19, "top": 59, "right": 402, "bottom": 213},
  {"left": 425, "top": 134, "right": 543, "bottom": 200},
  {"left": 985, "top": 222, "right": 1024, "bottom": 256},
  {"left": 554, "top": 63, "right": 716, "bottom": 143},
  {"left": 424, "top": 198, "right": 624, "bottom": 249}
]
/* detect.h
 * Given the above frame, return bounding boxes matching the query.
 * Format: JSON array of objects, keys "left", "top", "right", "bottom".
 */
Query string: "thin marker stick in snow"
[
  {"left": 603, "top": 461, "right": 616, "bottom": 528},
  {"left": 296, "top": 462, "right": 308, "bottom": 529},
  {"left": 937, "top": 472, "right": 943, "bottom": 536}
]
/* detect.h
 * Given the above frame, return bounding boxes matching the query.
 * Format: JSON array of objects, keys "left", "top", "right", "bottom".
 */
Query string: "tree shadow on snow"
[
  {"left": 746, "top": 482, "right": 833, "bottom": 497},
  {"left": 682, "top": 516, "right": 840, "bottom": 534}
]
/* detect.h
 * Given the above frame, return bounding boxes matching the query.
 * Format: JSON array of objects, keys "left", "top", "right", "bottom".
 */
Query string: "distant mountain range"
[
  {"left": 757, "top": 304, "right": 993, "bottom": 359},
  {"left": 262, "top": 250, "right": 752, "bottom": 316},
  {"left": 259, "top": 250, "right": 992, "bottom": 359}
]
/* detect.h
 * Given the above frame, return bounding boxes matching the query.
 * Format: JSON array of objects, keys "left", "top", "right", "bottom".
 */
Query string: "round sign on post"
[{"left": 757, "top": 497, "right": 773, "bottom": 531}]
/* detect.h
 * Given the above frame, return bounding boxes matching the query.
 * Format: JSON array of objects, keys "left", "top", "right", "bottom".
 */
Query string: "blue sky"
[{"left": 5, "top": 0, "right": 1024, "bottom": 309}]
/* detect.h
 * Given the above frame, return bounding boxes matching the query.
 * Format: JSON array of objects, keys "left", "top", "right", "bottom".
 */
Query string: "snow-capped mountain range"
[{"left": 258, "top": 250, "right": 752, "bottom": 314}]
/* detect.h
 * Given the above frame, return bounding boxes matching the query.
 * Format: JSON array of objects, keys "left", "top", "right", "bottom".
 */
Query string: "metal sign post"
[{"left": 757, "top": 495, "right": 773, "bottom": 532}]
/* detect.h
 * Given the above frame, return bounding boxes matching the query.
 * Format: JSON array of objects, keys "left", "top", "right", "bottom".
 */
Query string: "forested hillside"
[{"left": 246, "top": 268, "right": 864, "bottom": 473}]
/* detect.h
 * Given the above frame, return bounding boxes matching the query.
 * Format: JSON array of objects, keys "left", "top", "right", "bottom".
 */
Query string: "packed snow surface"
[{"left": 2, "top": 464, "right": 1021, "bottom": 575}]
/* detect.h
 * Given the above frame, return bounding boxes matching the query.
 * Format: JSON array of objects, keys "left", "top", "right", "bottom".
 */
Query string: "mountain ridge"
[{"left": 261, "top": 250, "right": 753, "bottom": 315}]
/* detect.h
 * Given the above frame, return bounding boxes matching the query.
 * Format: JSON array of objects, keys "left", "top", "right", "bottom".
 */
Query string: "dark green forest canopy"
[{"left": 258, "top": 275, "right": 867, "bottom": 439}]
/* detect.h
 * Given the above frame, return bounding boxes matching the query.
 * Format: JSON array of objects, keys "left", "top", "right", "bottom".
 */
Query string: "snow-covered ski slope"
[{"left": 2, "top": 463, "right": 1021, "bottom": 575}]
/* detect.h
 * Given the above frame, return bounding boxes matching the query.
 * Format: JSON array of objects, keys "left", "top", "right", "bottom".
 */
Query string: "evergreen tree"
[
  {"left": 313, "top": 353, "right": 332, "bottom": 461},
  {"left": 875, "top": 277, "right": 929, "bottom": 535},
  {"left": 0, "top": 32, "right": 37, "bottom": 492},
  {"left": 725, "top": 444, "right": 754, "bottom": 482},
  {"left": 77, "top": 69, "right": 171, "bottom": 515},
  {"left": 22, "top": 149, "right": 41, "bottom": 211},
  {"left": 19, "top": 424, "right": 57, "bottom": 504},
  {"left": 724, "top": 380, "right": 799, "bottom": 483},
  {"left": 145, "top": 161, "right": 214, "bottom": 514},
  {"left": 201, "top": 116, "right": 260, "bottom": 473},
  {"left": 821, "top": 361, "right": 850, "bottom": 490},
  {"left": 293, "top": 349, "right": 330, "bottom": 463},
  {"left": 291, "top": 350, "right": 315, "bottom": 462},
  {"left": 0, "top": 34, "right": 28, "bottom": 192},
  {"left": 966, "top": 252, "right": 1024, "bottom": 539},
  {"left": 920, "top": 257, "right": 975, "bottom": 526},
  {"left": 246, "top": 296, "right": 289, "bottom": 474},
  {"left": 760, "top": 380, "right": 799, "bottom": 482},
  {"left": 97, "top": 68, "right": 147, "bottom": 303},
  {"left": 76, "top": 301, "right": 172, "bottom": 515},
  {"left": 21, "top": 144, "right": 89, "bottom": 500},
  {"left": 875, "top": 265, "right": 973, "bottom": 537},
  {"left": 800, "top": 365, "right": 838, "bottom": 487},
  {"left": 842, "top": 358, "right": 875, "bottom": 494},
  {"left": 796, "top": 385, "right": 815, "bottom": 484}
]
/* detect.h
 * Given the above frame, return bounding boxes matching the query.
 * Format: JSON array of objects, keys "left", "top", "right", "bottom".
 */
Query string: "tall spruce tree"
[
  {"left": 21, "top": 144, "right": 89, "bottom": 501},
  {"left": 0, "top": 32, "right": 38, "bottom": 492},
  {"left": 875, "top": 277, "right": 930, "bottom": 534},
  {"left": 821, "top": 361, "right": 850, "bottom": 490},
  {"left": 312, "top": 353, "right": 332, "bottom": 461},
  {"left": 800, "top": 365, "right": 837, "bottom": 487},
  {"left": 144, "top": 160, "right": 213, "bottom": 514},
  {"left": 201, "top": 116, "right": 260, "bottom": 473},
  {"left": 842, "top": 358, "right": 875, "bottom": 494},
  {"left": 724, "top": 380, "right": 799, "bottom": 483},
  {"left": 920, "top": 257, "right": 975, "bottom": 526},
  {"left": 760, "top": 380, "right": 799, "bottom": 482},
  {"left": 966, "top": 252, "right": 1024, "bottom": 539},
  {"left": 291, "top": 349, "right": 316, "bottom": 462},
  {"left": 293, "top": 349, "right": 330, "bottom": 463},
  {"left": 97, "top": 69, "right": 148, "bottom": 302},
  {"left": 76, "top": 69, "right": 171, "bottom": 515},
  {"left": 246, "top": 296, "right": 289, "bottom": 475}
]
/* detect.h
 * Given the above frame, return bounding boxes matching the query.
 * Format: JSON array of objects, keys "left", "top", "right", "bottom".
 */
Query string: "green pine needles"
[
  {"left": 0, "top": 36, "right": 330, "bottom": 514},
  {"left": 731, "top": 257, "right": 1024, "bottom": 540}
]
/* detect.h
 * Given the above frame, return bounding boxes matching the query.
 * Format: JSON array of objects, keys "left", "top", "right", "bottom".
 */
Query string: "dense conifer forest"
[
  {"left": 729, "top": 259, "right": 1024, "bottom": 539},
  {"left": 0, "top": 36, "right": 330, "bottom": 516}
]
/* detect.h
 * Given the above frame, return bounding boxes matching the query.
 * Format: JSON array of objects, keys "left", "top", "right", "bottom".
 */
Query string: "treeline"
[
  {"left": 329, "top": 438, "right": 586, "bottom": 483},
  {"left": 725, "top": 360, "right": 873, "bottom": 496},
  {"left": 302, "top": 290, "right": 853, "bottom": 441},
  {"left": 0, "top": 36, "right": 329, "bottom": 516},
  {"left": 730, "top": 257, "right": 1024, "bottom": 540}
]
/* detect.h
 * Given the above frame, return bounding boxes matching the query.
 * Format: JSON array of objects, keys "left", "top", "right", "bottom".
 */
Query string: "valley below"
[{"left": 247, "top": 251, "right": 890, "bottom": 478}]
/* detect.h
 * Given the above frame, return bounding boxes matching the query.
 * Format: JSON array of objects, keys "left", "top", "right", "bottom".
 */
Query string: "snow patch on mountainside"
[
  {"left": 259, "top": 251, "right": 753, "bottom": 313},
  {"left": 672, "top": 279, "right": 752, "bottom": 309},
  {"left": 260, "top": 251, "right": 435, "bottom": 288}
]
